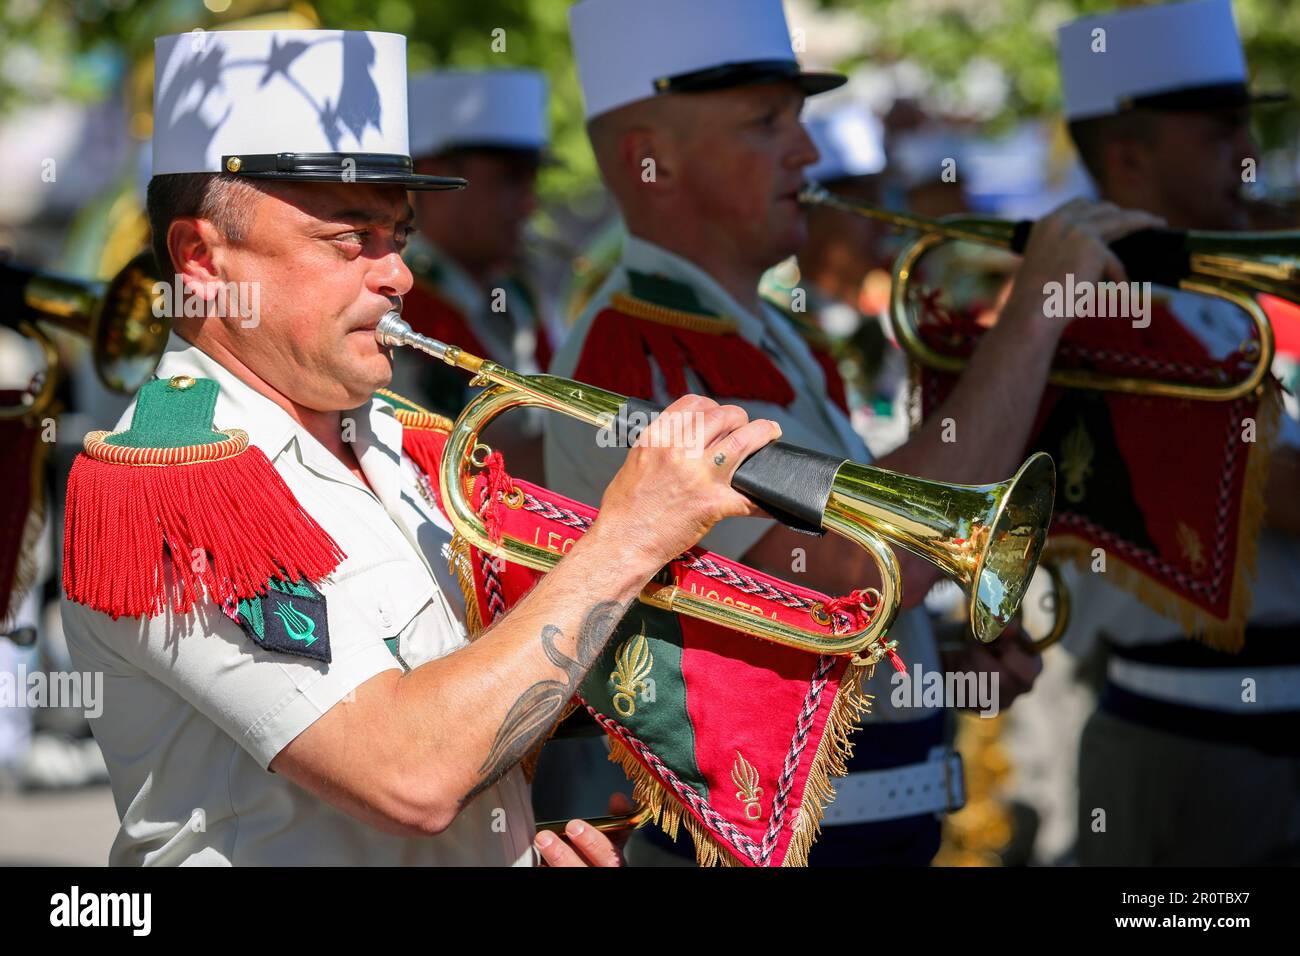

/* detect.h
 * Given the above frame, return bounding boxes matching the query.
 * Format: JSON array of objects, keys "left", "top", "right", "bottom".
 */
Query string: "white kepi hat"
[
  {"left": 569, "top": 0, "right": 845, "bottom": 121},
  {"left": 1057, "top": 0, "right": 1287, "bottom": 121},
  {"left": 152, "top": 29, "right": 463, "bottom": 190},
  {"left": 804, "top": 104, "right": 886, "bottom": 184},
  {"left": 408, "top": 69, "right": 549, "bottom": 158}
]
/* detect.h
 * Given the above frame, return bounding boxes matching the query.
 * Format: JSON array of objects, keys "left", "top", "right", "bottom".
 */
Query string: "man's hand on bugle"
[
  {"left": 271, "top": 393, "right": 781, "bottom": 842},
  {"left": 533, "top": 793, "right": 636, "bottom": 867},
  {"left": 594, "top": 394, "right": 783, "bottom": 566}
]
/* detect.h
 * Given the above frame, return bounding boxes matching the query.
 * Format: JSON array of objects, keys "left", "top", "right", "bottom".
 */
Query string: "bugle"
[
  {"left": 375, "top": 313, "right": 1056, "bottom": 655},
  {"left": 799, "top": 181, "right": 1293, "bottom": 402},
  {"left": 0, "top": 250, "right": 168, "bottom": 419}
]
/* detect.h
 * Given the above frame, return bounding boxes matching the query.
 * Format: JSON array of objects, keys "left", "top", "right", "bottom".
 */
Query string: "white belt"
[
  {"left": 822, "top": 747, "right": 965, "bottom": 826},
  {"left": 1108, "top": 658, "right": 1300, "bottom": 713}
]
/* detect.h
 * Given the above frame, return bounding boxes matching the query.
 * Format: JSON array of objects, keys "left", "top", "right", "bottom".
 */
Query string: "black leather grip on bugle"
[
  {"left": 616, "top": 399, "right": 844, "bottom": 535},
  {"left": 0, "top": 262, "right": 36, "bottom": 326},
  {"left": 1007, "top": 222, "right": 1191, "bottom": 288},
  {"left": 1108, "top": 229, "right": 1193, "bottom": 287}
]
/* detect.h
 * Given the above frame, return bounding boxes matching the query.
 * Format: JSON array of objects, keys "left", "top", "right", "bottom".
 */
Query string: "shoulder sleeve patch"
[{"left": 228, "top": 577, "right": 331, "bottom": 664}]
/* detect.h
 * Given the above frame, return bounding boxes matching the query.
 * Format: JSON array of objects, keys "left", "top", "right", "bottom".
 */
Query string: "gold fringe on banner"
[
  {"left": 606, "top": 660, "right": 874, "bottom": 867},
  {"left": 784, "top": 662, "right": 873, "bottom": 866},
  {"left": 606, "top": 737, "right": 741, "bottom": 868},
  {"left": 445, "top": 531, "right": 484, "bottom": 641},
  {"left": 445, "top": 512, "right": 881, "bottom": 861},
  {"left": 1047, "top": 387, "right": 1280, "bottom": 653}
]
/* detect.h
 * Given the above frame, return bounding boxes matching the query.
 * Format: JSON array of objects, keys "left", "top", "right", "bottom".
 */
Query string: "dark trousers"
[{"left": 1077, "top": 707, "right": 1300, "bottom": 865}]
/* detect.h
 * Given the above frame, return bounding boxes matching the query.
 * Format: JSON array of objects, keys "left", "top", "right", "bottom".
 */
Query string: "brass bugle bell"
[
  {"left": 0, "top": 250, "right": 169, "bottom": 420},
  {"left": 375, "top": 313, "right": 1057, "bottom": 656},
  {"left": 799, "top": 181, "right": 1291, "bottom": 402}
]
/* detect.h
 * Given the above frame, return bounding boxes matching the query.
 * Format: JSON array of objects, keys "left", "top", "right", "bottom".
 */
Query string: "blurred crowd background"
[{"left": 3, "top": 0, "right": 1300, "bottom": 865}]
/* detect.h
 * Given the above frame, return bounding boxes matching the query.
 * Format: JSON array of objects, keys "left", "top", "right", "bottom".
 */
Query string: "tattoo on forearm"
[{"left": 467, "top": 599, "right": 628, "bottom": 800}]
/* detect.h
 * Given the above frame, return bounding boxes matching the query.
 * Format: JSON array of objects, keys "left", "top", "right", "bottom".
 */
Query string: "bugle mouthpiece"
[
  {"left": 797, "top": 181, "right": 828, "bottom": 205},
  {"left": 375, "top": 311, "right": 452, "bottom": 363}
]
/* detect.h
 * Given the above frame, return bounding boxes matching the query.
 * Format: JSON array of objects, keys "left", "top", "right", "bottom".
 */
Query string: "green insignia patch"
[{"left": 233, "top": 577, "right": 331, "bottom": 664}]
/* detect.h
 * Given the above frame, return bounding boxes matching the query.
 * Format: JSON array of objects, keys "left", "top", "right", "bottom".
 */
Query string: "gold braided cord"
[
  {"left": 394, "top": 407, "right": 454, "bottom": 433},
  {"left": 374, "top": 388, "right": 455, "bottom": 433},
  {"left": 445, "top": 531, "right": 484, "bottom": 641},
  {"left": 374, "top": 386, "right": 434, "bottom": 415},
  {"left": 609, "top": 292, "right": 737, "bottom": 334},
  {"left": 82, "top": 429, "right": 249, "bottom": 466}
]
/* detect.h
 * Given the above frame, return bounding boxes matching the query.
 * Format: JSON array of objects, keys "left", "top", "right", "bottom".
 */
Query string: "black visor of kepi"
[
  {"left": 219, "top": 152, "right": 466, "bottom": 191},
  {"left": 653, "top": 59, "right": 846, "bottom": 97},
  {"left": 1120, "top": 81, "right": 1291, "bottom": 113}
]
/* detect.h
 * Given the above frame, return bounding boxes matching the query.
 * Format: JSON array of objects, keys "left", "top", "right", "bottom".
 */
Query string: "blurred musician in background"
[
  {"left": 1054, "top": 0, "right": 1300, "bottom": 865},
  {"left": 546, "top": 0, "right": 1159, "bottom": 865},
  {"left": 769, "top": 101, "right": 907, "bottom": 456},
  {"left": 399, "top": 68, "right": 554, "bottom": 480}
]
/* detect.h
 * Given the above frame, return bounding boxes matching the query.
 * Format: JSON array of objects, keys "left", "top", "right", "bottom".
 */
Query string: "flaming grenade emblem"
[
  {"left": 732, "top": 751, "right": 764, "bottom": 821},
  {"left": 1176, "top": 521, "right": 1207, "bottom": 573},
  {"left": 610, "top": 630, "right": 653, "bottom": 718},
  {"left": 1061, "top": 419, "right": 1095, "bottom": 504}
]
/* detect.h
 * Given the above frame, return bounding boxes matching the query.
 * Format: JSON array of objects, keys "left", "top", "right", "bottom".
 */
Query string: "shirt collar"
[
  {"left": 351, "top": 400, "right": 405, "bottom": 515},
  {"left": 621, "top": 235, "right": 767, "bottom": 342},
  {"left": 153, "top": 333, "right": 297, "bottom": 458}
]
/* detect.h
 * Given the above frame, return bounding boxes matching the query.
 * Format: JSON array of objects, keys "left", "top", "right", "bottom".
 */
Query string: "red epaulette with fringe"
[
  {"left": 62, "top": 375, "right": 345, "bottom": 621},
  {"left": 573, "top": 292, "right": 795, "bottom": 405}
]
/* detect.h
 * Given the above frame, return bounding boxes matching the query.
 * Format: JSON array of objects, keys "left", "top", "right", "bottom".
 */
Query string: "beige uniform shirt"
[
  {"left": 544, "top": 236, "right": 941, "bottom": 714},
  {"left": 61, "top": 335, "right": 535, "bottom": 865}
]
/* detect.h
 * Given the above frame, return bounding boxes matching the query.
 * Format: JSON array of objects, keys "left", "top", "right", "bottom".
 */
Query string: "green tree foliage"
[
  {"left": 812, "top": 0, "right": 1299, "bottom": 141},
  {"left": 819, "top": 0, "right": 1088, "bottom": 119},
  {"left": 4, "top": 0, "right": 1299, "bottom": 193}
]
